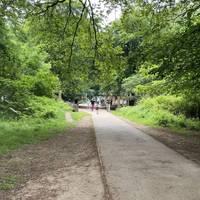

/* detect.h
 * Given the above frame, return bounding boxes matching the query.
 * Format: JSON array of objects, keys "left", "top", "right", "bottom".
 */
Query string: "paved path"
[{"left": 91, "top": 111, "right": 200, "bottom": 200}]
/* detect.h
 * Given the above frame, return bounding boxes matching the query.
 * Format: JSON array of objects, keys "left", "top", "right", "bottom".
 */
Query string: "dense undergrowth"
[
  {"left": 114, "top": 95, "right": 200, "bottom": 132},
  {"left": 0, "top": 97, "right": 85, "bottom": 156}
]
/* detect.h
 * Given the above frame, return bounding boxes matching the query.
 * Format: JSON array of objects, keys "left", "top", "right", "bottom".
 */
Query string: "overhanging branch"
[{"left": 68, "top": 0, "right": 87, "bottom": 68}]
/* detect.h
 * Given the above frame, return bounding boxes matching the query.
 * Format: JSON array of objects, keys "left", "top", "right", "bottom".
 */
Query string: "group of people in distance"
[{"left": 90, "top": 99, "right": 99, "bottom": 114}]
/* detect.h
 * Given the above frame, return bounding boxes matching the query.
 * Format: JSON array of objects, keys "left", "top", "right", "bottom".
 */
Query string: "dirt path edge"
[{"left": 92, "top": 120, "right": 113, "bottom": 200}]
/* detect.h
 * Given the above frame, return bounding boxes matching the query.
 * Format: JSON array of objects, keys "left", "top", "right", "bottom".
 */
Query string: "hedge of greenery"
[
  {"left": 0, "top": 97, "right": 86, "bottom": 155},
  {"left": 114, "top": 95, "right": 200, "bottom": 132}
]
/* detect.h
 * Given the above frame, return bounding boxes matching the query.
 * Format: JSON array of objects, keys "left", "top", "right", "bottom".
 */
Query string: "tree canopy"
[{"left": 0, "top": 0, "right": 200, "bottom": 118}]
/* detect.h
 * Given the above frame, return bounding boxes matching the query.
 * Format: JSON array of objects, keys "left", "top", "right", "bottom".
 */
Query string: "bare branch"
[
  {"left": 35, "top": 0, "right": 66, "bottom": 15},
  {"left": 62, "top": 0, "right": 72, "bottom": 37},
  {"left": 68, "top": 0, "right": 87, "bottom": 68},
  {"left": 88, "top": 0, "right": 99, "bottom": 67}
]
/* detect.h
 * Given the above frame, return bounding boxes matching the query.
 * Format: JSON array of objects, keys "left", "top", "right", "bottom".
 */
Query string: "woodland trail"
[
  {"left": 1, "top": 111, "right": 200, "bottom": 200},
  {"left": 92, "top": 110, "right": 200, "bottom": 200}
]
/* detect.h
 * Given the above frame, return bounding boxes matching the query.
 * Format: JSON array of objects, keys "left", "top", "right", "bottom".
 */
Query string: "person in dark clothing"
[
  {"left": 73, "top": 99, "right": 79, "bottom": 112},
  {"left": 91, "top": 100, "right": 95, "bottom": 111},
  {"left": 74, "top": 99, "right": 78, "bottom": 104}
]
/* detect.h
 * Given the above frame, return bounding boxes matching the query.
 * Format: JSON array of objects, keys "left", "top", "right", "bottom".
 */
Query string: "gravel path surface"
[{"left": 92, "top": 110, "right": 200, "bottom": 200}]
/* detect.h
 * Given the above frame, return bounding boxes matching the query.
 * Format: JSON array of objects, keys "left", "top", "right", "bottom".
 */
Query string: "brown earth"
[{"left": 0, "top": 116, "right": 105, "bottom": 200}]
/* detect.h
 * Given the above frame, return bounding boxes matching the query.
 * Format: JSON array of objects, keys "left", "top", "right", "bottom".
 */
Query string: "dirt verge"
[{"left": 0, "top": 116, "right": 104, "bottom": 200}]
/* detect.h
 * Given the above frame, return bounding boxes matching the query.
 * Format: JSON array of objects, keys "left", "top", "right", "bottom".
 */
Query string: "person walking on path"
[
  {"left": 106, "top": 99, "right": 111, "bottom": 112},
  {"left": 91, "top": 99, "right": 95, "bottom": 111},
  {"left": 95, "top": 101, "right": 99, "bottom": 114},
  {"left": 73, "top": 99, "right": 79, "bottom": 112}
]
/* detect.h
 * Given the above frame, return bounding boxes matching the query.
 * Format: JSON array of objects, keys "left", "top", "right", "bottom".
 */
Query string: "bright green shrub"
[
  {"left": 26, "top": 96, "right": 72, "bottom": 119},
  {"left": 0, "top": 97, "right": 72, "bottom": 155},
  {"left": 114, "top": 95, "right": 200, "bottom": 131},
  {"left": 139, "top": 95, "right": 183, "bottom": 113}
]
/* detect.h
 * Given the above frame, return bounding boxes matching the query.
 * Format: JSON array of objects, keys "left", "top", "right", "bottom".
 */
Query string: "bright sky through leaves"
[{"left": 91, "top": 0, "right": 121, "bottom": 25}]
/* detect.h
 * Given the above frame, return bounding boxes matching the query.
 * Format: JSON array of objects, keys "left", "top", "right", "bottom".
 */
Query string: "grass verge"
[
  {"left": 71, "top": 111, "right": 88, "bottom": 121},
  {"left": 113, "top": 96, "right": 200, "bottom": 135},
  {"left": 0, "top": 97, "right": 87, "bottom": 156},
  {"left": 0, "top": 98, "right": 88, "bottom": 191}
]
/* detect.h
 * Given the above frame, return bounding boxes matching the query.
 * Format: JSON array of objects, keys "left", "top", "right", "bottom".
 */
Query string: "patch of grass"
[
  {"left": 114, "top": 106, "right": 157, "bottom": 127},
  {"left": 71, "top": 111, "right": 88, "bottom": 121},
  {"left": 0, "top": 175, "right": 21, "bottom": 190},
  {"left": 0, "top": 97, "right": 73, "bottom": 156},
  {"left": 113, "top": 96, "right": 200, "bottom": 133}
]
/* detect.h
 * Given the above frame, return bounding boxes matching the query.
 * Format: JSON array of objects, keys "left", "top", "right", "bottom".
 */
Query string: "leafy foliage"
[
  {"left": 0, "top": 98, "right": 71, "bottom": 155},
  {"left": 0, "top": 28, "right": 60, "bottom": 117},
  {"left": 112, "top": 0, "right": 200, "bottom": 119},
  {"left": 0, "top": 0, "right": 200, "bottom": 130},
  {"left": 114, "top": 96, "right": 200, "bottom": 131}
]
